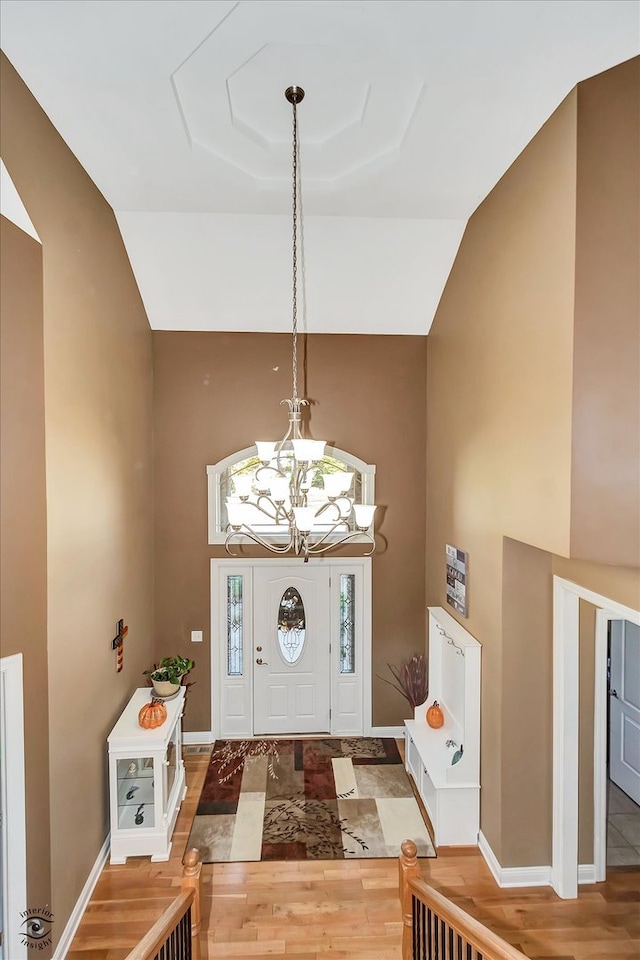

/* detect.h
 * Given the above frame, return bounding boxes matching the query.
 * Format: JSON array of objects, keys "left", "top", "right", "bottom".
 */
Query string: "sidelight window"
[
  {"left": 226, "top": 575, "right": 243, "bottom": 676},
  {"left": 339, "top": 574, "right": 356, "bottom": 674}
]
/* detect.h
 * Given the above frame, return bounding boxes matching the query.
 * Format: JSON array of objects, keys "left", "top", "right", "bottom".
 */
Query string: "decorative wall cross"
[{"left": 112, "top": 618, "right": 129, "bottom": 672}]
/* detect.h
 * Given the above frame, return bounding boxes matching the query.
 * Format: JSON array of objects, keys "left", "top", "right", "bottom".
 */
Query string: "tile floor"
[{"left": 607, "top": 779, "right": 640, "bottom": 866}]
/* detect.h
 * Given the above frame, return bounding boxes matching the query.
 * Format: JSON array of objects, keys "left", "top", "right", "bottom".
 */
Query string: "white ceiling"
[{"left": 1, "top": 0, "right": 638, "bottom": 334}]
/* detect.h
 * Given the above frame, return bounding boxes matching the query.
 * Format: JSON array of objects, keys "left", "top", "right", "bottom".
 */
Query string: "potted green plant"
[{"left": 144, "top": 656, "right": 194, "bottom": 698}]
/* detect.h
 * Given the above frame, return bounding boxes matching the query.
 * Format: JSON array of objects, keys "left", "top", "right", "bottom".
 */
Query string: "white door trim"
[
  {"left": 552, "top": 576, "right": 640, "bottom": 899},
  {"left": 0, "top": 653, "right": 27, "bottom": 959},
  {"left": 210, "top": 557, "right": 372, "bottom": 740},
  {"left": 593, "top": 608, "right": 609, "bottom": 883}
]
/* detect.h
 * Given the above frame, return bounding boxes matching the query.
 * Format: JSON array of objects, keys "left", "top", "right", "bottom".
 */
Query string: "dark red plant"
[{"left": 378, "top": 654, "right": 427, "bottom": 709}]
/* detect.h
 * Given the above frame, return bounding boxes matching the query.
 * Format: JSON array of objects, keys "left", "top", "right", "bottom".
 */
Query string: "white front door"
[
  {"left": 253, "top": 566, "right": 331, "bottom": 735},
  {"left": 610, "top": 620, "right": 640, "bottom": 805}
]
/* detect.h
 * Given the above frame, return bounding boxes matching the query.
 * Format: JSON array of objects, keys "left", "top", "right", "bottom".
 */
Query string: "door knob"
[
  {"left": 256, "top": 657, "right": 268, "bottom": 665},
  {"left": 610, "top": 688, "right": 619, "bottom": 698}
]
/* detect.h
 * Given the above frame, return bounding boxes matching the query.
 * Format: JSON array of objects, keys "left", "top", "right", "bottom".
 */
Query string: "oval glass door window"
[{"left": 277, "top": 587, "right": 306, "bottom": 664}]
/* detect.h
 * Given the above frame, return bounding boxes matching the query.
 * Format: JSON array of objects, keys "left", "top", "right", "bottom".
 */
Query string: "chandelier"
[{"left": 224, "top": 86, "right": 377, "bottom": 562}]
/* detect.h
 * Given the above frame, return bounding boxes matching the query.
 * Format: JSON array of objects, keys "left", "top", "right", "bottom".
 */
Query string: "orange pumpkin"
[
  {"left": 426, "top": 701, "right": 444, "bottom": 729},
  {"left": 138, "top": 697, "right": 168, "bottom": 729}
]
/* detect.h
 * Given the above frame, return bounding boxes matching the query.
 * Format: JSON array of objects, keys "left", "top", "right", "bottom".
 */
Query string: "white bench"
[{"left": 404, "top": 606, "right": 481, "bottom": 846}]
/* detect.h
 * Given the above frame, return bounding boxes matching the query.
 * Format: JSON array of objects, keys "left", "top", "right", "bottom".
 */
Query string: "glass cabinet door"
[{"left": 116, "top": 757, "right": 155, "bottom": 830}]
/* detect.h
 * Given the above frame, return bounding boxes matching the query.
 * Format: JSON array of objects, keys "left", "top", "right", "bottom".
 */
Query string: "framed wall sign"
[{"left": 446, "top": 544, "right": 468, "bottom": 617}]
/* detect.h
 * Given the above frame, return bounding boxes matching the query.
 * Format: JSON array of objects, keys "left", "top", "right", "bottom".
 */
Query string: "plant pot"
[{"left": 151, "top": 679, "right": 181, "bottom": 698}]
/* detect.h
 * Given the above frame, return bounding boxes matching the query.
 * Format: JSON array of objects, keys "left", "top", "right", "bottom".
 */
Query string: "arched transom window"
[{"left": 207, "top": 445, "right": 376, "bottom": 544}]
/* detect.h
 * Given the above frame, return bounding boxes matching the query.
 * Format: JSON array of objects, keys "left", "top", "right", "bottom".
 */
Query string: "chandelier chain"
[
  {"left": 222, "top": 85, "right": 376, "bottom": 561},
  {"left": 291, "top": 92, "right": 299, "bottom": 401}
]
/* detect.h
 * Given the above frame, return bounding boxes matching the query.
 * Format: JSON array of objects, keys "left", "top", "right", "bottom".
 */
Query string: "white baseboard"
[
  {"left": 478, "top": 831, "right": 552, "bottom": 888},
  {"left": 53, "top": 834, "right": 110, "bottom": 959},
  {"left": 183, "top": 731, "right": 214, "bottom": 745},
  {"left": 578, "top": 863, "right": 597, "bottom": 884},
  {"left": 370, "top": 725, "right": 405, "bottom": 738}
]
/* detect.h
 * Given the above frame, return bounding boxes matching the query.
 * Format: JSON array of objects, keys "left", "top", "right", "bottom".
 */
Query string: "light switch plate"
[{"left": 190, "top": 630, "right": 203, "bottom": 643}]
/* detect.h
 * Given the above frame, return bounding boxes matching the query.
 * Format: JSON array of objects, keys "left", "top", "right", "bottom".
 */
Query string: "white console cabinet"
[
  {"left": 108, "top": 687, "right": 187, "bottom": 864},
  {"left": 405, "top": 606, "right": 481, "bottom": 846}
]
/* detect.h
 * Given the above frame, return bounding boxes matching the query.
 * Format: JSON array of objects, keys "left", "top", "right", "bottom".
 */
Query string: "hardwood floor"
[{"left": 67, "top": 749, "right": 640, "bottom": 960}]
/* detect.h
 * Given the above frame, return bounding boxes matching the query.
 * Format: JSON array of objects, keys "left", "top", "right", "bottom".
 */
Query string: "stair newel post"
[
  {"left": 399, "top": 839, "right": 420, "bottom": 960},
  {"left": 182, "top": 848, "right": 202, "bottom": 959}
]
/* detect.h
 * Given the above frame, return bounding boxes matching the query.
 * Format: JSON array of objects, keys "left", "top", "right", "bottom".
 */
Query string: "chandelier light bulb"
[
  {"left": 300, "top": 468, "right": 317, "bottom": 491},
  {"left": 226, "top": 500, "right": 247, "bottom": 529},
  {"left": 353, "top": 503, "right": 376, "bottom": 530},
  {"left": 322, "top": 471, "right": 354, "bottom": 498},
  {"left": 256, "top": 441, "right": 277, "bottom": 463},
  {"left": 232, "top": 474, "right": 253, "bottom": 499},
  {"left": 292, "top": 438, "right": 326, "bottom": 462},
  {"left": 269, "top": 476, "right": 290, "bottom": 503},
  {"left": 293, "top": 507, "right": 317, "bottom": 533}
]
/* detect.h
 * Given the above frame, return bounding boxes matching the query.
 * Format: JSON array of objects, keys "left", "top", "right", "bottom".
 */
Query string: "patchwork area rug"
[{"left": 187, "top": 737, "right": 435, "bottom": 862}]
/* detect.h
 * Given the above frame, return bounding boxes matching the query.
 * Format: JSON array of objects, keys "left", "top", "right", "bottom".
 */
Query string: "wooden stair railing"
[
  {"left": 124, "top": 849, "right": 202, "bottom": 960},
  {"left": 181, "top": 847, "right": 203, "bottom": 955},
  {"left": 399, "top": 840, "right": 528, "bottom": 960}
]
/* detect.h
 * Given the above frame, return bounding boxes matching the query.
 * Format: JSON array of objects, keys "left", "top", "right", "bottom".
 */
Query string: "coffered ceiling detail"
[{"left": 172, "top": 2, "right": 424, "bottom": 188}]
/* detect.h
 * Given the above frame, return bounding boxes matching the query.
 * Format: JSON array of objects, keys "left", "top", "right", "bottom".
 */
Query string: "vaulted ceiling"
[{"left": 1, "top": 1, "right": 638, "bottom": 334}]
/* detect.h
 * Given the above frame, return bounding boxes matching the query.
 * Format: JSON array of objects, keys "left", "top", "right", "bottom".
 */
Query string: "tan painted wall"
[
  {"left": 1, "top": 54, "right": 155, "bottom": 948},
  {"left": 500, "top": 550, "right": 638, "bottom": 869},
  {"left": 501, "top": 556, "right": 639, "bottom": 869},
  {"left": 0, "top": 216, "right": 51, "bottom": 921},
  {"left": 501, "top": 539, "right": 553, "bottom": 867},
  {"left": 560, "top": 56, "right": 640, "bottom": 856},
  {"left": 426, "top": 92, "right": 578, "bottom": 862},
  {"left": 1, "top": 43, "right": 635, "bottom": 940},
  {"left": 153, "top": 331, "right": 427, "bottom": 731},
  {"left": 571, "top": 58, "right": 640, "bottom": 566},
  {"left": 427, "top": 58, "right": 639, "bottom": 868}
]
